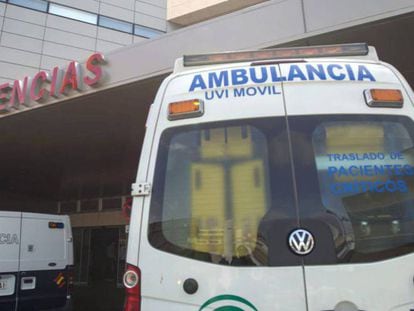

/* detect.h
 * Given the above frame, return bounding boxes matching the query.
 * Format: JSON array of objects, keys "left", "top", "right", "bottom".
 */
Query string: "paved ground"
[{"left": 72, "top": 281, "right": 124, "bottom": 311}]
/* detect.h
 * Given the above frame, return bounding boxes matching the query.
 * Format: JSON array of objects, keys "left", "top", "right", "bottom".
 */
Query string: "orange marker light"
[
  {"left": 370, "top": 89, "right": 403, "bottom": 102},
  {"left": 168, "top": 99, "right": 204, "bottom": 120},
  {"left": 364, "top": 89, "right": 403, "bottom": 108}
]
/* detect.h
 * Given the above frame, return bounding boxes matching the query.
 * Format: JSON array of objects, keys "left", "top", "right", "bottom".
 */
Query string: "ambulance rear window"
[
  {"left": 149, "top": 115, "right": 414, "bottom": 265},
  {"left": 311, "top": 118, "right": 414, "bottom": 260},
  {"left": 149, "top": 118, "right": 299, "bottom": 266}
]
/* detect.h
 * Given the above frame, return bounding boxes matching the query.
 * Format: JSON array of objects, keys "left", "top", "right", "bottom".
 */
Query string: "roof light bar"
[
  {"left": 184, "top": 43, "right": 369, "bottom": 67},
  {"left": 49, "top": 222, "right": 64, "bottom": 229}
]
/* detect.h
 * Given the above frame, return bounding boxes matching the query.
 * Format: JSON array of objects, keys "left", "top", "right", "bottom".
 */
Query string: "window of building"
[
  {"left": 49, "top": 3, "right": 98, "bottom": 24},
  {"left": 5, "top": 0, "right": 159, "bottom": 38},
  {"left": 9, "top": 0, "right": 48, "bottom": 12},
  {"left": 102, "top": 197, "right": 122, "bottom": 211},
  {"left": 98, "top": 15, "right": 133, "bottom": 34},
  {"left": 134, "top": 24, "right": 164, "bottom": 38},
  {"left": 80, "top": 199, "right": 99, "bottom": 213},
  {"left": 60, "top": 201, "right": 78, "bottom": 214}
]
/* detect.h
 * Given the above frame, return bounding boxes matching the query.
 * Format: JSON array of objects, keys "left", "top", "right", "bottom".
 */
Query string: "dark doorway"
[
  {"left": 72, "top": 227, "right": 125, "bottom": 311},
  {"left": 90, "top": 228, "right": 119, "bottom": 284}
]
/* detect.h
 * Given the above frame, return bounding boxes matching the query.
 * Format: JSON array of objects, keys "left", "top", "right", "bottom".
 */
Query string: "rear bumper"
[
  {"left": 55, "top": 298, "right": 73, "bottom": 311},
  {"left": 18, "top": 295, "right": 68, "bottom": 310},
  {"left": 0, "top": 298, "right": 16, "bottom": 311}
]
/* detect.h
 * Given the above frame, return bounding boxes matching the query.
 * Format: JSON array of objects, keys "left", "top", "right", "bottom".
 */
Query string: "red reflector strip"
[{"left": 54, "top": 273, "right": 66, "bottom": 288}]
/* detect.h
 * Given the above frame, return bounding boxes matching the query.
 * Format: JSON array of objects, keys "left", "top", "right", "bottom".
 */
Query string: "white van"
[
  {"left": 0, "top": 212, "right": 74, "bottom": 311},
  {"left": 123, "top": 43, "right": 414, "bottom": 311}
]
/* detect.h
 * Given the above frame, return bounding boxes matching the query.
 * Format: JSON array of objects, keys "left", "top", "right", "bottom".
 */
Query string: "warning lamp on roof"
[
  {"left": 49, "top": 222, "right": 64, "bottom": 229},
  {"left": 168, "top": 99, "right": 204, "bottom": 120},
  {"left": 183, "top": 43, "right": 369, "bottom": 66},
  {"left": 364, "top": 89, "right": 403, "bottom": 108}
]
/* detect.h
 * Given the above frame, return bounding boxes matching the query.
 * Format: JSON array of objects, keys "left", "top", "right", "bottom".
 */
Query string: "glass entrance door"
[
  {"left": 116, "top": 228, "right": 127, "bottom": 288},
  {"left": 73, "top": 228, "right": 91, "bottom": 285}
]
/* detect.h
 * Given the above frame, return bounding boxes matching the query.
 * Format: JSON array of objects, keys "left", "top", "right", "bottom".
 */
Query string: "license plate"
[{"left": 0, "top": 275, "right": 15, "bottom": 296}]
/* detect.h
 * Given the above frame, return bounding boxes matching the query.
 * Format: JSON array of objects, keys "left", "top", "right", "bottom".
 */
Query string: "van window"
[
  {"left": 310, "top": 117, "right": 414, "bottom": 262},
  {"left": 284, "top": 114, "right": 414, "bottom": 264},
  {"left": 149, "top": 115, "right": 414, "bottom": 265},
  {"left": 149, "top": 118, "right": 300, "bottom": 266}
]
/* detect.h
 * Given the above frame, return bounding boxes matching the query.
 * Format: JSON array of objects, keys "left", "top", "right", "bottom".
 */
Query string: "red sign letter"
[
  {"left": 0, "top": 83, "right": 11, "bottom": 113},
  {"left": 84, "top": 53, "right": 105, "bottom": 86},
  {"left": 60, "top": 61, "right": 81, "bottom": 94},
  {"left": 30, "top": 71, "right": 49, "bottom": 102},
  {"left": 10, "top": 77, "right": 29, "bottom": 108}
]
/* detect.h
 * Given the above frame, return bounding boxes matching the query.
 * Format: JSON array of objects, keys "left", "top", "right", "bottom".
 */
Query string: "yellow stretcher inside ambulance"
[{"left": 122, "top": 43, "right": 414, "bottom": 311}]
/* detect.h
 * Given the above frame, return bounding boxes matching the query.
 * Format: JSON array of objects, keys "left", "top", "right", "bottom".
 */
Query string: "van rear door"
[
  {"left": 281, "top": 61, "right": 414, "bottom": 311},
  {"left": 18, "top": 213, "right": 73, "bottom": 310},
  {"left": 0, "top": 211, "right": 21, "bottom": 311},
  {"left": 137, "top": 65, "right": 308, "bottom": 310}
]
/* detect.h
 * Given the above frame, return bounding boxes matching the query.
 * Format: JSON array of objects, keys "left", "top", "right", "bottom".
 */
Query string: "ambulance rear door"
[
  {"left": 137, "top": 64, "right": 308, "bottom": 310},
  {"left": 281, "top": 60, "right": 414, "bottom": 311}
]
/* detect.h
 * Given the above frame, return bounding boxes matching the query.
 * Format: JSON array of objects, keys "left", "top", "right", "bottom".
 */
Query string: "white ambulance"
[
  {"left": 123, "top": 43, "right": 414, "bottom": 311},
  {"left": 0, "top": 212, "right": 74, "bottom": 311}
]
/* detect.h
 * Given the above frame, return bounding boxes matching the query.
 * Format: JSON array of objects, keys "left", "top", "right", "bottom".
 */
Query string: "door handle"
[{"left": 21, "top": 277, "right": 36, "bottom": 290}]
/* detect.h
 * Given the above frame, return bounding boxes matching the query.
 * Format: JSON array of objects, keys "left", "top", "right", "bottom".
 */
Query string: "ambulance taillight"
[{"left": 123, "top": 264, "right": 141, "bottom": 311}]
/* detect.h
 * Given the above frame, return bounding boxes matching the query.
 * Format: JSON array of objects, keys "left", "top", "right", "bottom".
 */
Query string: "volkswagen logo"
[{"left": 288, "top": 229, "right": 315, "bottom": 255}]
